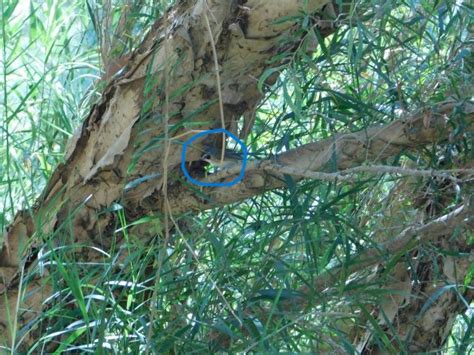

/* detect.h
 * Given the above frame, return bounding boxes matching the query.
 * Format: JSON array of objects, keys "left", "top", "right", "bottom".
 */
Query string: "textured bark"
[
  {"left": 0, "top": 0, "right": 472, "bottom": 352},
  {"left": 352, "top": 205, "right": 474, "bottom": 354},
  {"left": 0, "top": 0, "right": 335, "bottom": 347},
  {"left": 165, "top": 101, "right": 474, "bottom": 213}
]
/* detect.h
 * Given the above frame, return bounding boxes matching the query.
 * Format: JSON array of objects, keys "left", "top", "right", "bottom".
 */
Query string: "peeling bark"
[
  {"left": 1, "top": 0, "right": 335, "bottom": 347},
  {"left": 351, "top": 213, "right": 473, "bottom": 354},
  {"left": 0, "top": 0, "right": 472, "bottom": 351},
  {"left": 165, "top": 101, "right": 474, "bottom": 213}
]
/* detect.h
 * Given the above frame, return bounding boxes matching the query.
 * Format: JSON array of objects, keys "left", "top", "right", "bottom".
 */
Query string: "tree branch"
[{"left": 165, "top": 100, "right": 474, "bottom": 213}]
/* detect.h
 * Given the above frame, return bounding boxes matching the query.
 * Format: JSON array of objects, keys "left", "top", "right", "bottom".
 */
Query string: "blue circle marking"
[{"left": 181, "top": 128, "right": 248, "bottom": 187}]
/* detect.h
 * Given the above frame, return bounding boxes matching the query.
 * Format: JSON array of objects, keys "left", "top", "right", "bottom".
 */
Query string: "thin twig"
[
  {"left": 146, "top": 17, "right": 172, "bottom": 351},
  {"left": 202, "top": 160, "right": 474, "bottom": 184},
  {"left": 203, "top": 3, "right": 226, "bottom": 164},
  {"left": 340, "top": 165, "right": 474, "bottom": 182}
]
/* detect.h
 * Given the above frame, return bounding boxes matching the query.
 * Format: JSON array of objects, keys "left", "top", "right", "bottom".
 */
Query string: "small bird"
[{"left": 201, "top": 145, "right": 243, "bottom": 169}]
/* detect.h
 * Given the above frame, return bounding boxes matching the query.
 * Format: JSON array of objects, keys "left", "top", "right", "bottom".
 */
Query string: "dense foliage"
[{"left": 1, "top": 0, "right": 472, "bottom": 352}]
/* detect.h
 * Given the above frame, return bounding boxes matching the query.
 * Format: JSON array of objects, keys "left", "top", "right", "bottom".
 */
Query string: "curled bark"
[
  {"left": 0, "top": 0, "right": 472, "bottom": 351},
  {"left": 1, "top": 0, "right": 336, "bottom": 348}
]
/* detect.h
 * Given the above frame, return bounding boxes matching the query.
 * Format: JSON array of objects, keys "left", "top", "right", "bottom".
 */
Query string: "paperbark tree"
[{"left": 0, "top": 0, "right": 472, "bottom": 352}]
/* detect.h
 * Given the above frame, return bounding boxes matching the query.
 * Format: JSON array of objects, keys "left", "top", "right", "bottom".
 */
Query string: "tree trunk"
[{"left": 0, "top": 0, "right": 472, "bottom": 351}]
